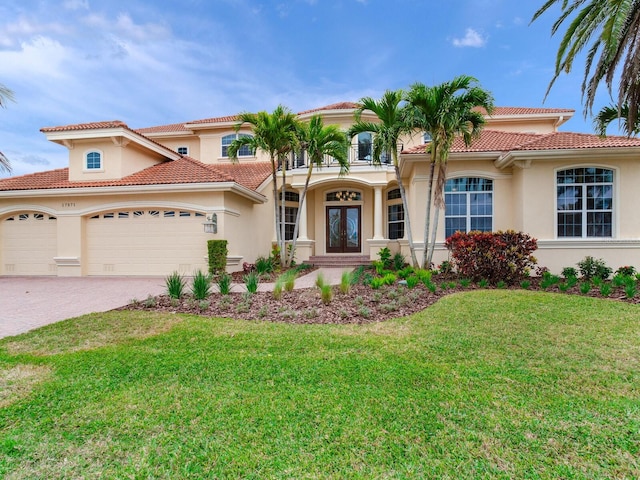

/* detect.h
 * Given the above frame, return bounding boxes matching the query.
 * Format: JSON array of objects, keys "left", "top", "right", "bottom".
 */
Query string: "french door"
[{"left": 326, "top": 206, "right": 361, "bottom": 253}]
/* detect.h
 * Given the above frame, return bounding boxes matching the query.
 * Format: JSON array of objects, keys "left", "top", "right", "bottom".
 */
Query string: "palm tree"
[
  {"left": 532, "top": 0, "right": 640, "bottom": 135},
  {"left": 347, "top": 90, "right": 420, "bottom": 268},
  {"left": 0, "top": 83, "right": 15, "bottom": 173},
  {"left": 405, "top": 76, "right": 494, "bottom": 268},
  {"left": 285, "top": 115, "right": 350, "bottom": 266},
  {"left": 227, "top": 105, "right": 302, "bottom": 267},
  {"left": 594, "top": 102, "right": 640, "bottom": 136}
]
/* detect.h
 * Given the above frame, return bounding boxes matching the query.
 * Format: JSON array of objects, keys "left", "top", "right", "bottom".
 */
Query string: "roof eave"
[
  {"left": 495, "top": 146, "right": 640, "bottom": 169},
  {"left": 0, "top": 182, "right": 268, "bottom": 203}
]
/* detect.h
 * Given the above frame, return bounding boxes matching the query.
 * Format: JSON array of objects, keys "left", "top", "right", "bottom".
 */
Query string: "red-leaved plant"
[{"left": 445, "top": 230, "right": 538, "bottom": 285}]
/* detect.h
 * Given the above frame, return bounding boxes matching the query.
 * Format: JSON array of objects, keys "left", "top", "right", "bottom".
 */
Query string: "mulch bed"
[{"left": 121, "top": 274, "right": 640, "bottom": 325}]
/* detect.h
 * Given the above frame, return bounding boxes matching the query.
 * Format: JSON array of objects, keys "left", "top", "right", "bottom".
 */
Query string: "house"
[{"left": 2, "top": 102, "right": 640, "bottom": 277}]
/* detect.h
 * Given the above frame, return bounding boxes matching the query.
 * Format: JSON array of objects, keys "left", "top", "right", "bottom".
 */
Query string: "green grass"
[{"left": 1, "top": 291, "right": 639, "bottom": 478}]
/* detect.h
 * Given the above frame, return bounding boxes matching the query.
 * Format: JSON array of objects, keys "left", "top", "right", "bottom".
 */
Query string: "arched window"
[
  {"left": 85, "top": 151, "right": 102, "bottom": 170},
  {"left": 221, "top": 133, "right": 253, "bottom": 157},
  {"left": 387, "top": 188, "right": 404, "bottom": 240},
  {"left": 444, "top": 177, "right": 493, "bottom": 239},
  {"left": 557, "top": 167, "right": 613, "bottom": 237}
]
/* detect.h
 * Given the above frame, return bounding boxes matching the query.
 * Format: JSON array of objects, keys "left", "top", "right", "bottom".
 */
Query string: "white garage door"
[
  {"left": 86, "top": 209, "right": 210, "bottom": 276},
  {"left": 1, "top": 212, "right": 58, "bottom": 275}
]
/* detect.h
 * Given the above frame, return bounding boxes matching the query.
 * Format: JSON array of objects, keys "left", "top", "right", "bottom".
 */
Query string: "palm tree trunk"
[
  {"left": 427, "top": 162, "right": 448, "bottom": 266},
  {"left": 280, "top": 162, "right": 287, "bottom": 268},
  {"left": 427, "top": 207, "right": 440, "bottom": 267},
  {"left": 271, "top": 156, "right": 282, "bottom": 251},
  {"left": 422, "top": 160, "right": 436, "bottom": 269},
  {"left": 287, "top": 165, "right": 313, "bottom": 267},
  {"left": 394, "top": 165, "right": 418, "bottom": 268}
]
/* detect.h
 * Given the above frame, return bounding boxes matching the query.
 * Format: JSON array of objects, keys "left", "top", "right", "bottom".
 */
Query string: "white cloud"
[{"left": 452, "top": 28, "right": 487, "bottom": 48}]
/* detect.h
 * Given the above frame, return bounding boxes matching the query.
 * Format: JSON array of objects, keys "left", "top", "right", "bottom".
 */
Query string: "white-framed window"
[
  {"left": 444, "top": 177, "right": 493, "bottom": 239},
  {"left": 387, "top": 188, "right": 404, "bottom": 240},
  {"left": 85, "top": 150, "right": 103, "bottom": 170},
  {"left": 283, "top": 190, "right": 300, "bottom": 241},
  {"left": 423, "top": 132, "right": 432, "bottom": 144},
  {"left": 221, "top": 133, "right": 253, "bottom": 157},
  {"left": 557, "top": 167, "right": 613, "bottom": 238},
  {"left": 177, "top": 146, "right": 189, "bottom": 155}
]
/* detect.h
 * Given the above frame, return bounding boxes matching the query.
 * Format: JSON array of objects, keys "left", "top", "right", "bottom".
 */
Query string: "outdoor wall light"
[{"left": 203, "top": 213, "right": 217, "bottom": 234}]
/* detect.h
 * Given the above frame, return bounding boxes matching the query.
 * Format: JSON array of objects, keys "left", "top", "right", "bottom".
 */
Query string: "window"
[
  {"left": 423, "top": 132, "right": 432, "bottom": 144},
  {"left": 86, "top": 151, "right": 102, "bottom": 170},
  {"left": 387, "top": 188, "right": 404, "bottom": 240},
  {"left": 357, "top": 132, "right": 372, "bottom": 161},
  {"left": 177, "top": 146, "right": 189, "bottom": 155},
  {"left": 326, "top": 190, "right": 362, "bottom": 202},
  {"left": 284, "top": 206, "right": 298, "bottom": 241},
  {"left": 557, "top": 167, "right": 613, "bottom": 238},
  {"left": 445, "top": 177, "right": 493, "bottom": 239},
  {"left": 221, "top": 133, "right": 253, "bottom": 157}
]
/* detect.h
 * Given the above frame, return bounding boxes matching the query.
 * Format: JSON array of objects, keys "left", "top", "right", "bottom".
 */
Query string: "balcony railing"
[{"left": 278, "top": 145, "right": 396, "bottom": 171}]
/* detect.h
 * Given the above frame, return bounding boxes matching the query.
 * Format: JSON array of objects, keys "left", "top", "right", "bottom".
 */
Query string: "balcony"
[{"left": 278, "top": 144, "right": 394, "bottom": 171}]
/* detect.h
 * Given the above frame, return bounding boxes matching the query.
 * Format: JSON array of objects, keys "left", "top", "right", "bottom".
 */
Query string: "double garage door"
[
  {"left": 1, "top": 209, "right": 210, "bottom": 276},
  {"left": 86, "top": 209, "right": 209, "bottom": 276}
]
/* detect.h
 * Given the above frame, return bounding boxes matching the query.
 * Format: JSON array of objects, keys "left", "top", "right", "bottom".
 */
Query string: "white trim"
[
  {"left": 538, "top": 239, "right": 640, "bottom": 249},
  {"left": 83, "top": 149, "right": 104, "bottom": 172}
]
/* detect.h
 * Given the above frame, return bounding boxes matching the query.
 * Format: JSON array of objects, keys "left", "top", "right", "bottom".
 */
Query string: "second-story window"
[
  {"left": 177, "top": 146, "right": 189, "bottom": 155},
  {"left": 86, "top": 151, "right": 102, "bottom": 170},
  {"left": 221, "top": 133, "right": 253, "bottom": 157},
  {"left": 357, "top": 132, "right": 372, "bottom": 161}
]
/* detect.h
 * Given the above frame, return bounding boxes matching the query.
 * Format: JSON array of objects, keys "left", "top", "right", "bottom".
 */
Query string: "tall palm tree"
[
  {"left": 406, "top": 75, "right": 494, "bottom": 268},
  {"left": 0, "top": 83, "right": 15, "bottom": 173},
  {"left": 594, "top": 102, "right": 640, "bottom": 136},
  {"left": 347, "top": 90, "right": 420, "bottom": 268},
  {"left": 285, "top": 115, "right": 350, "bottom": 266},
  {"left": 532, "top": 0, "right": 640, "bottom": 135},
  {"left": 228, "top": 105, "right": 302, "bottom": 266}
]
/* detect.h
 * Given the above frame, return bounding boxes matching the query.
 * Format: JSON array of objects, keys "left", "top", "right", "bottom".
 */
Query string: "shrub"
[
  {"left": 600, "top": 283, "right": 612, "bottom": 297},
  {"left": 520, "top": 280, "right": 531, "bottom": 289},
  {"left": 459, "top": 278, "right": 471, "bottom": 288},
  {"left": 166, "top": 271, "right": 186, "bottom": 299},
  {"left": 415, "top": 269, "right": 432, "bottom": 284},
  {"left": 540, "top": 272, "right": 560, "bottom": 290},
  {"left": 377, "top": 247, "right": 393, "bottom": 270},
  {"left": 320, "top": 284, "right": 333, "bottom": 305},
  {"left": 445, "top": 230, "right": 538, "bottom": 285},
  {"left": 370, "top": 277, "right": 385, "bottom": 289},
  {"left": 315, "top": 272, "right": 326, "bottom": 289},
  {"left": 616, "top": 265, "right": 636, "bottom": 277},
  {"left": 392, "top": 252, "right": 406, "bottom": 271},
  {"left": 217, "top": 273, "right": 232, "bottom": 295},
  {"left": 625, "top": 282, "right": 636, "bottom": 299},
  {"left": 350, "top": 266, "right": 368, "bottom": 285},
  {"left": 340, "top": 271, "right": 351, "bottom": 294},
  {"left": 280, "top": 270, "right": 296, "bottom": 292},
  {"left": 438, "top": 260, "right": 454, "bottom": 275},
  {"left": 406, "top": 275, "right": 420, "bottom": 289},
  {"left": 577, "top": 256, "right": 612, "bottom": 281},
  {"left": 496, "top": 280, "right": 507, "bottom": 289},
  {"left": 561, "top": 266, "right": 579, "bottom": 279},
  {"left": 273, "top": 279, "right": 283, "bottom": 300},
  {"left": 425, "top": 281, "right": 437, "bottom": 293},
  {"left": 478, "top": 279, "right": 489, "bottom": 288},
  {"left": 191, "top": 270, "right": 211, "bottom": 300},
  {"left": 207, "top": 240, "right": 228, "bottom": 276},
  {"left": 244, "top": 271, "right": 259, "bottom": 294},
  {"left": 579, "top": 281, "right": 592, "bottom": 294},
  {"left": 255, "top": 256, "right": 274, "bottom": 275},
  {"left": 397, "top": 266, "right": 414, "bottom": 279},
  {"left": 382, "top": 273, "right": 397, "bottom": 286}
]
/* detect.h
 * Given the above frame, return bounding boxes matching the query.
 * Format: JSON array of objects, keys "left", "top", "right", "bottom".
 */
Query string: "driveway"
[{"left": 0, "top": 276, "right": 166, "bottom": 339}]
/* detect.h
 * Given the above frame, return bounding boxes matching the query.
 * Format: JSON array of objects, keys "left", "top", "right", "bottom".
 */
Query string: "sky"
[{"left": 0, "top": 0, "right": 622, "bottom": 178}]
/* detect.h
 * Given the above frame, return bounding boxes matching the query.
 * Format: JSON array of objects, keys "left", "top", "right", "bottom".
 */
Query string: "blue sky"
[{"left": 0, "top": 0, "right": 619, "bottom": 177}]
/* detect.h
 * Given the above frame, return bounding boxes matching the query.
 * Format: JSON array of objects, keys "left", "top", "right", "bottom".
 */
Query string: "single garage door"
[
  {"left": 86, "top": 209, "right": 209, "bottom": 276},
  {"left": 1, "top": 212, "right": 58, "bottom": 275}
]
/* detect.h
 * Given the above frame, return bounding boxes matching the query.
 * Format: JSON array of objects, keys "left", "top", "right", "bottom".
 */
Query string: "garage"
[
  {"left": 85, "top": 208, "right": 210, "bottom": 276},
  {"left": 1, "top": 212, "right": 58, "bottom": 275}
]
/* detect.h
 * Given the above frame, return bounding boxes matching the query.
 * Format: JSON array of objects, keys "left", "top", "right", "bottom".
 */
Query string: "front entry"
[{"left": 326, "top": 206, "right": 361, "bottom": 253}]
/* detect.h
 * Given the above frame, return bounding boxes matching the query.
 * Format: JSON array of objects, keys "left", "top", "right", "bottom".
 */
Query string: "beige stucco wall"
[{"left": 68, "top": 139, "right": 165, "bottom": 181}]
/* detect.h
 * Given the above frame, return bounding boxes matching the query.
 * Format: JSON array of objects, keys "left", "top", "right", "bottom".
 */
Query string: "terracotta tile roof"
[
  {"left": 186, "top": 115, "right": 240, "bottom": 125},
  {"left": 40, "top": 120, "right": 129, "bottom": 133},
  {"left": 516, "top": 131, "right": 640, "bottom": 150},
  {"left": 403, "top": 130, "right": 545, "bottom": 154},
  {"left": 298, "top": 102, "right": 359, "bottom": 115},
  {"left": 135, "top": 122, "right": 192, "bottom": 134},
  {"left": 214, "top": 162, "right": 273, "bottom": 190},
  {"left": 402, "top": 129, "right": 640, "bottom": 155},
  {"left": 0, "top": 158, "right": 272, "bottom": 192},
  {"left": 488, "top": 106, "right": 575, "bottom": 116}
]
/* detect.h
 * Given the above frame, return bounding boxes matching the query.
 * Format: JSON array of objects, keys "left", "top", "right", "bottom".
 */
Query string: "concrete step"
[{"left": 306, "top": 255, "right": 371, "bottom": 268}]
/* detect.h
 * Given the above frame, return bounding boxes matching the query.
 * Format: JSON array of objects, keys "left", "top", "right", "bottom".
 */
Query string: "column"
[
  {"left": 373, "top": 186, "right": 384, "bottom": 240},
  {"left": 298, "top": 188, "right": 308, "bottom": 240}
]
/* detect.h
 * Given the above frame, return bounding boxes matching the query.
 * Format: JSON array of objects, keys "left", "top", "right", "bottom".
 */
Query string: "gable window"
[
  {"left": 557, "top": 167, "right": 613, "bottom": 238},
  {"left": 221, "top": 133, "right": 253, "bottom": 157},
  {"left": 444, "top": 177, "right": 493, "bottom": 239},
  {"left": 387, "top": 188, "right": 404, "bottom": 240},
  {"left": 177, "top": 146, "right": 189, "bottom": 155},
  {"left": 86, "top": 151, "right": 102, "bottom": 170}
]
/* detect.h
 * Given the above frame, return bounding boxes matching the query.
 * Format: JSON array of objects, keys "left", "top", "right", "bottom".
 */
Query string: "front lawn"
[{"left": 1, "top": 290, "right": 639, "bottom": 478}]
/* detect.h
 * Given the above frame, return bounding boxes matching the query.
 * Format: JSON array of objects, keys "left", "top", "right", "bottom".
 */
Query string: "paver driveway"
[{"left": 0, "top": 276, "right": 166, "bottom": 339}]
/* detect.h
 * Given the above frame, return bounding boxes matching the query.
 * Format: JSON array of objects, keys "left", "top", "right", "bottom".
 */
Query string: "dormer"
[
  {"left": 482, "top": 107, "right": 575, "bottom": 134},
  {"left": 41, "top": 121, "right": 181, "bottom": 181}
]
